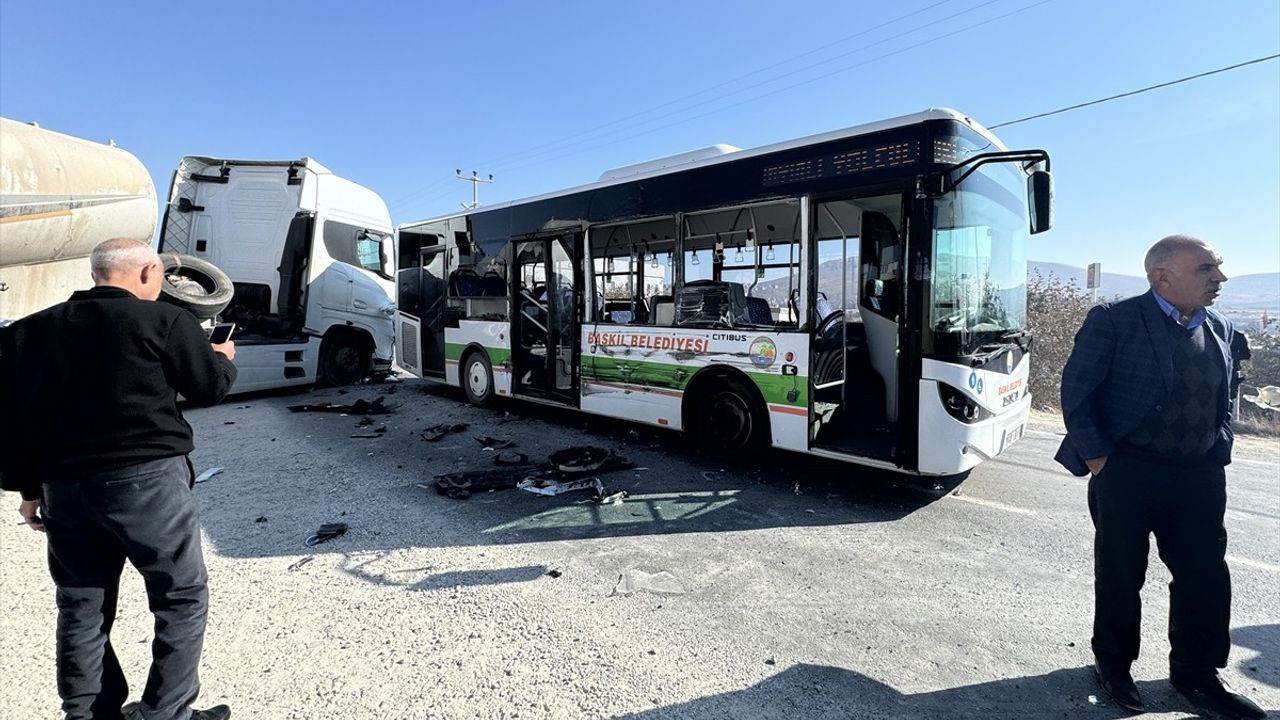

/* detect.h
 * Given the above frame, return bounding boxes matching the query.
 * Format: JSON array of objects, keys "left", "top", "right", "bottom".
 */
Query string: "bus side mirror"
[{"left": 1029, "top": 170, "right": 1053, "bottom": 234}]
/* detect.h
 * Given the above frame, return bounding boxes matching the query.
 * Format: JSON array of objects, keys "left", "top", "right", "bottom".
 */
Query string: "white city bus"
[{"left": 395, "top": 109, "right": 1052, "bottom": 475}]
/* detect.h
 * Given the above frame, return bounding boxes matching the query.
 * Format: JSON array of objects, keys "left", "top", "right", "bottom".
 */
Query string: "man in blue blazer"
[{"left": 1057, "top": 235, "right": 1263, "bottom": 719}]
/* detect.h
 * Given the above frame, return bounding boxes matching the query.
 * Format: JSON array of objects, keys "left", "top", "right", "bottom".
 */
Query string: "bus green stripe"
[
  {"left": 445, "top": 342, "right": 512, "bottom": 366},
  {"left": 584, "top": 356, "right": 807, "bottom": 407}
]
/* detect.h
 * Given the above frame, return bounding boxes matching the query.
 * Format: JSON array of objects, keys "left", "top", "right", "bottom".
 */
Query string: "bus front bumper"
[{"left": 917, "top": 379, "right": 1031, "bottom": 475}]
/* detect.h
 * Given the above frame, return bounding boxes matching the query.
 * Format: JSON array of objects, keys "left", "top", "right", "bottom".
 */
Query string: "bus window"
[
  {"left": 681, "top": 200, "right": 800, "bottom": 326},
  {"left": 589, "top": 217, "right": 675, "bottom": 325}
]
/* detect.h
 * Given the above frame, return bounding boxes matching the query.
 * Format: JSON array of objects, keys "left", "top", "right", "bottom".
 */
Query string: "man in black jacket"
[{"left": 1, "top": 238, "right": 236, "bottom": 720}]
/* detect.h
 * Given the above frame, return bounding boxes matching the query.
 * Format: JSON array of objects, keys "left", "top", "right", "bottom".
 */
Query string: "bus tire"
[
  {"left": 692, "top": 377, "right": 766, "bottom": 461},
  {"left": 319, "top": 331, "right": 371, "bottom": 387},
  {"left": 461, "top": 350, "right": 495, "bottom": 407}
]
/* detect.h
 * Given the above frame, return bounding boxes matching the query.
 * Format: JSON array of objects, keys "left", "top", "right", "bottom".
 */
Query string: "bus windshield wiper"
[
  {"left": 1001, "top": 329, "right": 1031, "bottom": 352},
  {"left": 970, "top": 342, "right": 1011, "bottom": 367}
]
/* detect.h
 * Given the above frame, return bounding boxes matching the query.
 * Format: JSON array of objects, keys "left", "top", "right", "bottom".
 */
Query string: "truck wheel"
[
  {"left": 461, "top": 350, "right": 495, "bottom": 407},
  {"left": 157, "top": 254, "right": 234, "bottom": 320},
  {"left": 319, "top": 334, "right": 371, "bottom": 387},
  {"left": 693, "top": 377, "right": 766, "bottom": 461}
]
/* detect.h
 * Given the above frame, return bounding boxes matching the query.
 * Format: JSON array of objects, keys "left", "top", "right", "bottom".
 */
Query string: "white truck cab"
[{"left": 159, "top": 157, "right": 395, "bottom": 392}]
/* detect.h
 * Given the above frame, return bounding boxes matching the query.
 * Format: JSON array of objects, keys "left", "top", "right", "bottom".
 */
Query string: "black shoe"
[
  {"left": 1095, "top": 661, "right": 1145, "bottom": 713},
  {"left": 1171, "top": 672, "right": 1265, "bottom": 719},
  {"left": 191, "top": 706, "right": 231, "bottom": 720}
]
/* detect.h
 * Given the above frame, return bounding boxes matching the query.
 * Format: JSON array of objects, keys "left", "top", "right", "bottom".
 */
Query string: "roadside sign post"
[{"left": 1087, "top": 262, "right": 1101, "bottom": 303}]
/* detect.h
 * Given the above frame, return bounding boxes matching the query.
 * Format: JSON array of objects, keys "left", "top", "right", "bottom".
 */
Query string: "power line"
[
  {"left": 393, "top": 0, "right": 967, "bottom": 210},
  {"left": 468, "top": 0, "right": 966, "bottom": 170},
  {"left": 991, "top": 53, "right": 1280, "bottom": 128},
  {"left": 494, "top": 0, "right": 1012, "bottom": 174},
  {"left": 494, "top": 0, "right": 1052, "bottom": 176},
  {"left": 400, "top": 0, "right": 1052, "bottom": 214}
]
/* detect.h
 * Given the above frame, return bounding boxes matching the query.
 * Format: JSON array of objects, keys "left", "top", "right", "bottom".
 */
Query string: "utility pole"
[{"left": 456, "top": 169, "right": 494, "bottom": 209}]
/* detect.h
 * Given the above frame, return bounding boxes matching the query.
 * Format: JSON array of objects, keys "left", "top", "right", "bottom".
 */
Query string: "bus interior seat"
[
  {"left": 676, "top": 280, "right": 750, "bottom": 326},
  {"left": 746, "top": 296, "right": 772, "bottom": 325},
  {"left": 650, "top": 295, "right": 674, "bottom": 325},
  {"left": 450, "top": 268, "right": 483, "bottom": 297},
  {"left": 480, "top": 270, "right": 506, "bottom": 296},
  {"left": 815, "top": 296, "right": 836, "bottom": 323}
]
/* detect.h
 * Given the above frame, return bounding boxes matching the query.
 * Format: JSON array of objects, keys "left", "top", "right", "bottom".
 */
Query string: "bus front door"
[
  {"left": 417, "top": 246, "right": 447, "bottom": 376},
  {"left": 512, "top": 234, "right": 580, "bottom": 405}
]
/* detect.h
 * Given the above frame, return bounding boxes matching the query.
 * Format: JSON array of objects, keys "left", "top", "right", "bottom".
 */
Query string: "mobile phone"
[{"left": 208, "top": 322, "right": 236, "bottom": 344}]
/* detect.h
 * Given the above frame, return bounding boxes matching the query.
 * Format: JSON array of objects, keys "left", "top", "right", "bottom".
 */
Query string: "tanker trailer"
[{"left": 0, "top": 117, "right": 159, "bottom": 322}]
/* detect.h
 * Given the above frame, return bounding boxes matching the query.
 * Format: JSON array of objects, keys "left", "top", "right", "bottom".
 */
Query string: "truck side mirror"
[{"left": 1029, "top": 170, "right": 1053, "bottom": 234}]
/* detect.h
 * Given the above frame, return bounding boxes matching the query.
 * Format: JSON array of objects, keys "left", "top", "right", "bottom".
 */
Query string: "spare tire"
[{"left": 157, "top": 253, "right": 234, "bottom": 321}]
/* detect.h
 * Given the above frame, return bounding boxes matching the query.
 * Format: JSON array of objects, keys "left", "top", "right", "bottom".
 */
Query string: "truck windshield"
[{"left": 929, "top": 161, "right": 1029, "bottom": 351}]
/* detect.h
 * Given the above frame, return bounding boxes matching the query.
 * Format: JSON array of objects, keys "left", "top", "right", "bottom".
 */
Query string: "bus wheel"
[
  {"left": 462, "top": 350, "right": 495, "bottom": 407},
  {"left": 319, "top": 333, "right": 370, "bottom": 387},
  {"left": 694, "top": 378, "right": 765, "bottom": 460}
]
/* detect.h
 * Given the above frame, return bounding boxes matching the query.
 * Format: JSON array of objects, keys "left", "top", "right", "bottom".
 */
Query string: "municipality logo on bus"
[{"left": 749, "top": 337, "right": 777, "bottom": 368}]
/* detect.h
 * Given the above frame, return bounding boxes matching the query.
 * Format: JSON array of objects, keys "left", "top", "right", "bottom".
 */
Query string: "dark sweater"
[
  {"left": 1119, "top": 312, "right": 1224, "bottom": 462},
  {"left": 0, "top": 286, "right": 237, "bottom": 499}
]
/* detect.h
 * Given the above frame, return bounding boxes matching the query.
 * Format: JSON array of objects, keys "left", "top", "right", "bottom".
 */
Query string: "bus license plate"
[{"left": 1003, "top": 424, "right": 1024, "bottom": 449}]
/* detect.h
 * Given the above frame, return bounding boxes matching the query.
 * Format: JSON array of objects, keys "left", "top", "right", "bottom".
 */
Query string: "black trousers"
[
  {"left": 42, "top": 456, "right": 208, "bottom": 720},
  {"left": 1088, "top": 451, "right": 1231, "bottom": 673}
]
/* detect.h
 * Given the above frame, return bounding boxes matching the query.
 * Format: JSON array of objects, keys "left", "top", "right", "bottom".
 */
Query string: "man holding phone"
[
  {"left": 0, "top": 238, "right": 236, "bottom": 720},
  {"left": 207, "top": 322, "right": 235, "bottom": 345}
]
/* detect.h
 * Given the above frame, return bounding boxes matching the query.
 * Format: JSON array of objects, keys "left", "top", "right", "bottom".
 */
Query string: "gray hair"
[
  {"left": 1143, "top": 234, "right": 1207, "bottom": 276},
  {"left": 90, "top": 238, "right": 158, "bottom": 281}
]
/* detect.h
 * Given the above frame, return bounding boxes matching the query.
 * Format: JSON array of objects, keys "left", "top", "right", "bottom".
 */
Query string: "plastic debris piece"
[
  {"left": 287, "top": 557, "right": 314, "bottom": 572},
  {"left": 474, "top": 435, "right": 515, "bottom": 449},
  {"left": 518, "top": 476, "right": 604, "bottom": 497},
  {"left": 611, "top": 569, "right": 688, "bottom": 596},
  {"left": 193, "top": 467, "right": 223, "bottom": 484},
  {"left": 593, "top": 489, "right": 628, "bottom": 505}
]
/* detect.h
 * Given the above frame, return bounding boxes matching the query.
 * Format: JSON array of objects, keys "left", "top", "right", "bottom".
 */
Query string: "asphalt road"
[{"left": 1, "top": 378, "right": 1276, "bottom": 719}]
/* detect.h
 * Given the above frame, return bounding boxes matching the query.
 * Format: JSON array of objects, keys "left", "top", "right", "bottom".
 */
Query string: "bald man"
[
  {"left": 0, "top": 238, "right": 236, "bottom": 720},
  {"left": 1056, "top": 235, "right": 1264, "bottom": 719}
]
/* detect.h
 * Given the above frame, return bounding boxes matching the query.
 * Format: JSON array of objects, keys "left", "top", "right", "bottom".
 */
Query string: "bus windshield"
[{"left": 930, "top": 161, "right": 1029, "bottom": 349}]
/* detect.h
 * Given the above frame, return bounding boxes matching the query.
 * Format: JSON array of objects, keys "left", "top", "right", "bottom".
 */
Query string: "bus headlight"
[{"left": 938, "top": 383, "right": 993, "bottom": 424}]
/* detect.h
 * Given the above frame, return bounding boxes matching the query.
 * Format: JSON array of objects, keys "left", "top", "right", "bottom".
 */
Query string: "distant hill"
[
  {"left": 746, "top": 259, "right": 1277, "bottom": 317},
  {"left": 1029, "top": 261, "right": 1279, "bottom": 311}
]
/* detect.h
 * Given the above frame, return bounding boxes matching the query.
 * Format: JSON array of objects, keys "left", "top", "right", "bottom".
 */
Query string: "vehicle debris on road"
[
  {"left": 286, "top": 396, "right": 397, "bottom": 415},
  {"left": 421, "top": 422, "right": 468, "bottom": 441},
  {"left": 430, "top": 466, "right": 534, "bottom": 499},
  {"left": 304, "top": 522, "right": 348, "bottom": 546},
  {"left": 517, "top": 476, "right": 604, "bottom": 497},
  {"left": 474, "top": 435, "right": 515, "bottom": 450}
]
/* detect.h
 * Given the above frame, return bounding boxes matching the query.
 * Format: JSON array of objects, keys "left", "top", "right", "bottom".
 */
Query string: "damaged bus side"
[{"left": 396, "top": 109, "right": 1052, "bottom": 476}]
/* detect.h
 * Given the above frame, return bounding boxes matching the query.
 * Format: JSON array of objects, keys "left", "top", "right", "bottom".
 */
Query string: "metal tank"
[{"left": 0, "top": 116, "right": 157, "bottom": 320}]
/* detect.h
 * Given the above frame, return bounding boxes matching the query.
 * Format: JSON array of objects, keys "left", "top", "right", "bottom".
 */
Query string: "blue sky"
[{"left": 2, "top": 0, "right": 1277, "bottom": 279}]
